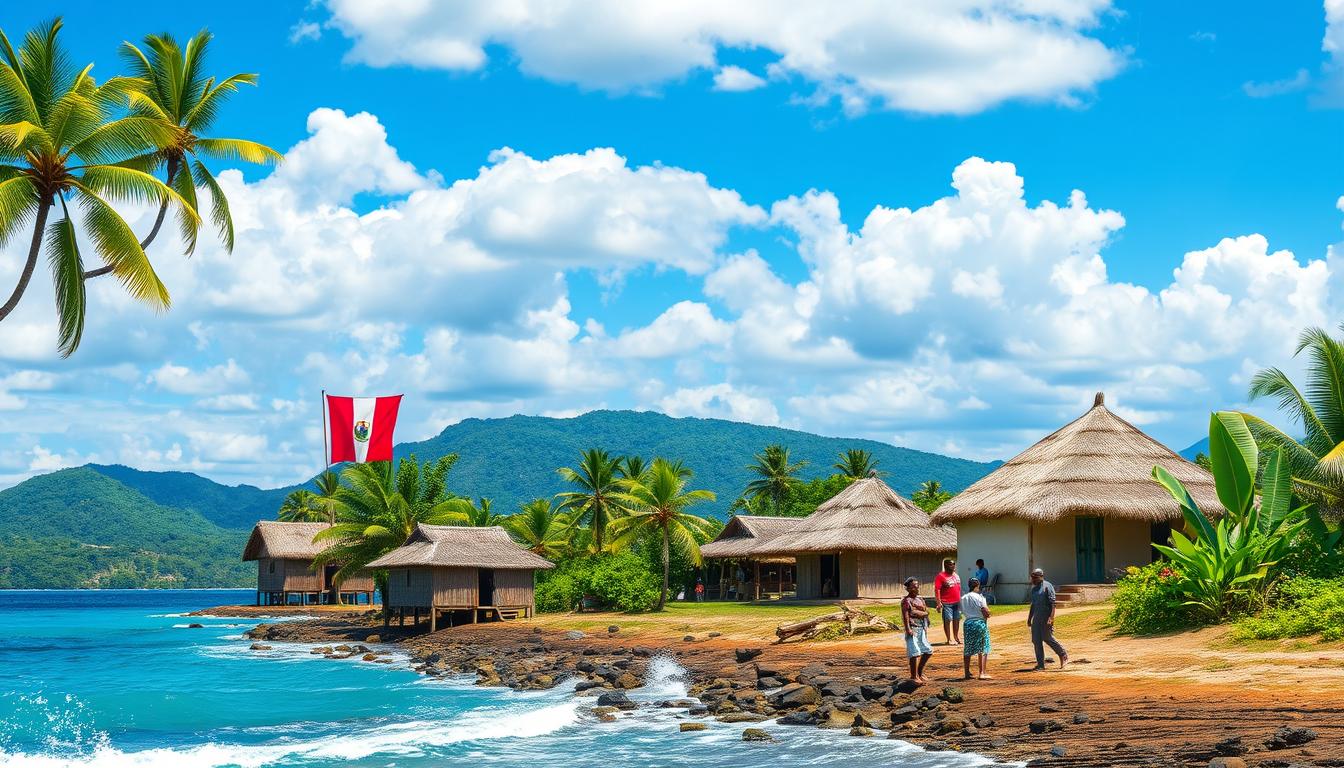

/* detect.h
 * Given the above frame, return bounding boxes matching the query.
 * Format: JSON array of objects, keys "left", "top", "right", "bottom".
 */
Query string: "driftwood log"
[{"left": 774, "top": 603, "right": 896, "bottom": 643}]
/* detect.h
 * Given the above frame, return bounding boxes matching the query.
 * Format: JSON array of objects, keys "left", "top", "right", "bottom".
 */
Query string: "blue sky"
[{"left": 1, "top": 1, "right": 1342, "bottom": 488}]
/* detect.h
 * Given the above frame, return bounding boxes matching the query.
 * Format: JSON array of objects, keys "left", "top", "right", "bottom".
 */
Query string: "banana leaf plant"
[{"left": 1150, "top": 412, "right": 1308, "bottom": 619}]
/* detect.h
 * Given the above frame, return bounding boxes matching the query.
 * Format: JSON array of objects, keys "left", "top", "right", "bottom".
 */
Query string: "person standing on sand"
[
  {"left": 694, "top": 579, "right": 705, "bottom": 602},
  {"left": 1027, "top": 568, "right": 1069, "bottom": 670},
  {"left": 960, "top": 577, "right": 992, "bottom": 680},
  {"left": 933, "top": 558, "right": 962, "bottom": 645},
  {"left": 901, "top": 577, "right": 933, "bottom": 684}
]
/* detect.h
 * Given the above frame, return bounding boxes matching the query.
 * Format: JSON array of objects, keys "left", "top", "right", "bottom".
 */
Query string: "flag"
[{"left": 324, "top": 393, "right": 402, "bottom": 464}]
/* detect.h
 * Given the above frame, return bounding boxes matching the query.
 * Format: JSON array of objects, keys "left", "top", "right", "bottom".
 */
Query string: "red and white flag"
[{"left": 324, "top": 393, "right": 402, "bottom": 464}]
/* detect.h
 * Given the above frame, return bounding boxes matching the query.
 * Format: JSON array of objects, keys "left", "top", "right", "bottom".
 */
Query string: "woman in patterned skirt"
[{"left": 959, "top": 577, "right": 993, "bottom": 680}]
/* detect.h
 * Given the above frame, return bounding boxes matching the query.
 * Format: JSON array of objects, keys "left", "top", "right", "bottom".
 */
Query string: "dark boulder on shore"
[
  {"left": 742, "top": 728, "right": 774, "bottom": 742},
  {"left": 1264, "top": 726, "right": 1316, "bottom": 750},
  {"left": 735, "top": 648, "right": 763, "bottom": 663},
  {"left": 596, "top": 691, "right": 637, "bottom": 710}
]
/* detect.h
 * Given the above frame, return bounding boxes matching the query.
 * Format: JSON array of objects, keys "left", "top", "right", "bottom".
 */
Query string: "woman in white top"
[{"left": 959, "top": 577, "right": 993, "bottom": 680}]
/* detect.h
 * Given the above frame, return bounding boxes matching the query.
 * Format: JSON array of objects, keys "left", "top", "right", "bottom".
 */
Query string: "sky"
[{"left": 1, "top": 0, "right": 1342, "bottom": 489}]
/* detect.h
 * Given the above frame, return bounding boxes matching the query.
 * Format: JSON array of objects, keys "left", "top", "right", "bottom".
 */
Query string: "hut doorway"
[
  {"left": 818, "top": 554, "right": 841, "bottom": 598},
  {"left": 1075, "top": 516, "right": 1105, "bottom": 582},
  {"left": 323, "top": 564, "right": 340, "bottom": 603},
  {"left": 1149, "top": 521, "right": 1172, "bottom": 563},
  {"left": 478, "top": 568, "right": 496, "bottom": 606}
]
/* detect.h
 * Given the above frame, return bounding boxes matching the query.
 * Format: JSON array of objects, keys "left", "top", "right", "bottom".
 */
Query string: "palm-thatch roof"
[
  {"left": 242, "top": 521, "right": 329, "bottom": 561},
  {"left": 751, "top": 476, "right": 957, "bottom": 555},
  {"left": 365, "top": 524, "right": 555, "bottom": 570},
  {"left": 700, "top": 515, "right": 802, "bottom": 560},
  {"left": 930, "top": 393, "right": 1224, "bottom": 525}
]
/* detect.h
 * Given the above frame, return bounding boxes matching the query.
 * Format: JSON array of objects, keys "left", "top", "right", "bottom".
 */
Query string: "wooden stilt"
[
  {"left": 430, "top": 607, "right": 437, "bottom": 633},
  {"left": 754, "top": 561, "right": 761, "bottom": 601}
]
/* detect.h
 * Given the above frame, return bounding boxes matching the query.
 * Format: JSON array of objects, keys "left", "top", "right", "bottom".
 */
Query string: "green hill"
[
  {"left": 0, "top": 468, "right": 250, "bottom": 589},
  {"left": 0, "top": 410, "right": 999, "bottom": 588},
  {"left": 394, "top": 410, "right": 998, "bottom": 516}
]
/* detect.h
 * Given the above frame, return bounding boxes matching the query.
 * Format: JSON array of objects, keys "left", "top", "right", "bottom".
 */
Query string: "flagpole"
[{"left": 321, "top": 389, "right": 330, "bottom": 469}]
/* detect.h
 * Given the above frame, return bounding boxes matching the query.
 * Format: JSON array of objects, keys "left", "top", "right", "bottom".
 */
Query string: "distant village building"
[
  {"left": 366, "top": 524, "right": 554, "bottom": 630},
  {"left": 242, "top": 521, "right": 375, "bottom": 606},
  {"left": 728, "top": 476, "right": 957, "bottom": 600},
  {"left": 931, "top": 393, "right": 1223, "bottom": 603},
  {"left": 700, "top": 515, "right": 801, "bottom": 600}
]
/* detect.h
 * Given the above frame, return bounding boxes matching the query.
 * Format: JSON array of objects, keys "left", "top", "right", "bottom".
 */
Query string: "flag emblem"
[
  {"left": 324, "top": 394, "right": 402, "bottom": 464},
  {"left": 353, "top": 420, "right": 370, "bottom": 442}
]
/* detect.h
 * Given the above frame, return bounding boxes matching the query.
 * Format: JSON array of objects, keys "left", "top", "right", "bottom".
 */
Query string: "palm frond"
[
  {"left": 69, "top": 115, "right": 177, "bottom": 165},
  {"left": 44, "top": 203, "right": 84, "bottom": 356},
  {"left": 169, "top": 158, "right": 200, "bottom": 254},
  {"left": 0, "top": 173, "right": 39, "bottom": 248},
  {"left": 68, "top": 181, "right": 170, "bottom": 309},
  {"left": 184, "top": 73, "right": 257, "bottom": 132},
  {"left": 192, "top": 137, "right": 282, "bottom": 165}
]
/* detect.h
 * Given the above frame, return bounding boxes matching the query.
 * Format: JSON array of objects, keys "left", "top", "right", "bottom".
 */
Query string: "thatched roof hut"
[
  {"left": 753, "top": 477, "right": 957, "bottom": 556},
  {"left": 931, "top": 393, "right": 1222, "bottom": 600},
  {"left": 242, "top": 521, "right": 375, "bottom": 606},
  {"left": 700, "top": 515, "right": 801, "bottom": 560},
  {"left": 366, "top": 524, "right": 555, "bottom": 570},
  {"left": 930, "top": 393, "right": 1223, "bottom": 526}
]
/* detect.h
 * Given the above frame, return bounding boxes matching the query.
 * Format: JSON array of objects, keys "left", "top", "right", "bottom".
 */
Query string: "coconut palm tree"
[
  {"left": 503, "top": 498, "right": 576, "bottom": 558},
  {"left": 312, "top": 469, "right": 342, "bottom": 525},
  {"left": 0, "top": 19, "right": 195, "bottom": 355},
  {"left": 440, "top": 496, "right": 504, "bottom": 527},
  {"left": 609, "top": 458, "right": 718, "bottom": 610},
  {"left": 1242, "top": 324, "right": 1344, "bottom": 516},
  {"left": 617, "top": 455, "right": 650, "bottom": 483},
  {"left": 83, "top": 29, "right": 279, "bottom": 268},
  {"left": 557, "top": 448, "right": 625, "bottom": 553},
  {"left": 912, "top": 479, "right": 952, "bottom": 513},
  {"left": 833, "top": 449, "right": 882, "bottom": 480},
  {"left": 743, "top": 444, "right": 806, "bottom": 515},
  {"left": 312, "top": 454, "right": 462, "bottom": 586},
  {"left": 277, "top": 488, "right": 323, "bottom": 522}
]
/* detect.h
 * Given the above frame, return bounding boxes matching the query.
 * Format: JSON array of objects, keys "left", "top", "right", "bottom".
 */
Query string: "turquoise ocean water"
[{"left": 0, "top": 590, "right": 997, "bottom": 767}]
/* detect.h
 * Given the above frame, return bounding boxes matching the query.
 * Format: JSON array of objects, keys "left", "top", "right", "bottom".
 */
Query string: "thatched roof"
[
  {"left": 242, "top": 521, "right": 330, "bottom": 561},
  {"left": 930, "top": 393, "right": 1224, "bottom": 525},
  {"left": 365, "top": 524, "right": 555, "bottom": 570},
  {"left": 751, "top": 477, "right": 957, "bottom": 555},
  {"left": 700, "top": 515, "right": 802, "bottom": 560}
]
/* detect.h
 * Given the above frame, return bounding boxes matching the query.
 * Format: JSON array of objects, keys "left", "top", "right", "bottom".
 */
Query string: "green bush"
[
  {"left": 1232, "top": 577, "right": 1344, "bottom": 642},
  {"left": 534, "top": 551, "right": 661, "bottom": 613},
  {"left": 1107, "top": 562, "right": 1197, "bottom": 634}
]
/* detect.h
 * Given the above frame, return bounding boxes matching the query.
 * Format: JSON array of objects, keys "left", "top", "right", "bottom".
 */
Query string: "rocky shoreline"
[{"left": 241, "top": 611, "right": 1341, "bottom": 768}]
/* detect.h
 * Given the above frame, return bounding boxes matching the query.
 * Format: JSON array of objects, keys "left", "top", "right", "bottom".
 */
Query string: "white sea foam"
[
  {"left": 0, "top": 699, "right": 581, "bottom": 768},
  {"left": 630, "top": 655, "right": 690, "bottom": 701}
]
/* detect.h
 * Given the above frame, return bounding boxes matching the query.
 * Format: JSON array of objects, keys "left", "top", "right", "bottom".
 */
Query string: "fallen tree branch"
[{"left": 775, "top": 603, "right": 895, "bottom": 643}]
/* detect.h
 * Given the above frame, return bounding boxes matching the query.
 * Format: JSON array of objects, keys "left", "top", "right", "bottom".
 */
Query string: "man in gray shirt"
[{"left": 1026, "top": 568, "right": 1069, "bottom": 670}]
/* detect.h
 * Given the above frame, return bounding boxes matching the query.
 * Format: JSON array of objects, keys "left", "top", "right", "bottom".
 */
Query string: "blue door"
[{"left": 1075, "top": 517, "right": 1105, "bottom": 582}]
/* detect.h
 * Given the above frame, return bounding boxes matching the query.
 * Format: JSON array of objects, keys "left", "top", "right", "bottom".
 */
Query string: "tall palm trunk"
[
  {"left": 593, "top": 499, "right": 604, "bottom": 553},
  {"left": 658, "top": 523, "right": 670, "bottom": 611},
  {"left": 0, "top": 197, "right": 53, "bottom": 322},
  {"left": 84, "top": 156, "right": 178, "bottom": 280}
]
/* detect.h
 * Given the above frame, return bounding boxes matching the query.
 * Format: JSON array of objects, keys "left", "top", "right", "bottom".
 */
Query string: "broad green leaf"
[
  {"left": 1152, "top": 465, "right": 1215, "bottom": 543},
  {"left": 1259, "top": 447, "right": 1293, "bottom": 529},
  {"left": 1210, "top": 411, "right": 1256, "bottom": 516}
]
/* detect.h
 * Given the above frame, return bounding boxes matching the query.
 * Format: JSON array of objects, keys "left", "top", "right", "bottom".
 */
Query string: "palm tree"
[
  {"left": 834, "top": 449, "right": 882, "bottom": 480},
  {"left": 617, "top": 455, "right": 650, "bottom": 483},
  {"left": 911, "top": 480, "right": 952, "bottom": 513},
  {"left": 0, "top": 19, "right": 195, "bottom": 355},
  {"left": 441, "top": 496, "right": 504, "bottom": 527},
  {"left": 277, "top": 488, "right": 323, "bottom": 522},
  {"left": 1242, "top": 324, "right": 1344, "bottom": 515},
  {"left": 312, "top": 469, "right": 342, "bottom": 525},
  {"left": 84, "top": 29, "right": 280, "bottom": 269},
  {"left": 557, "top": 448, "right": 624, "bottom": 553},
  {"left": 312, "top": 454, "right": 462, "bottom": 586},
  {"left": 609, "top": 458, "right": 718, "bottom": 610},
  {"left": 503, "top": 498, "right": 576, "bottom": 558},
  {"left": 744, "top": 444, "right": 806, "bottom": 515}
]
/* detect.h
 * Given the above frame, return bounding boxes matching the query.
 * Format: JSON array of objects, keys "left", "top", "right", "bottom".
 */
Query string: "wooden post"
[
  {"left": 754, "top": 560, "right": 761, "bottom": 601},
  {"left": 430, "top": 607, "right": 437, "bottom": 632},
  {"left": 777, "top": 564, "right": 783, "bottom": 598}
]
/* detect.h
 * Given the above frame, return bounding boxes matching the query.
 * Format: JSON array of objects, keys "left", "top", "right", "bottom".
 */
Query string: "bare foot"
[
  {"left": 963, "top": 673, "right": 973, "bottom": 680},
  {"left": 978, "top": 674, "right": 993, "bottom": 680},
  {"left": 1059, "top": 654, "right": 1069, "bottom": 670}
]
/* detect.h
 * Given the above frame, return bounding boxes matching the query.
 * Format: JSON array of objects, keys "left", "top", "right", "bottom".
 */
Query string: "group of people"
[{"left": 900, "top": 559, "right": 1069, "bottom": 684}]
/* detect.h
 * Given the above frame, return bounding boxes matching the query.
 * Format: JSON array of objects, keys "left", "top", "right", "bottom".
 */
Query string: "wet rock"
[
  {"left": 613, "top": 672, "right": 640, "bottom": 689},
  {"left": 1208, "top": 759, "right": 1247, "bottom": 768},
  {"left": 1050, "top": 745, "right": 1068, "bottom": 757},
  {"left": 574, "top": 679, "right": 603, "bottom": 692},
  {"left": 596, "top": 691, "right": 637, "bottom": 710},
  {"left": 860, "top": 683, "right": 892, "bottom": 700},
  {"left": 742, "top": 728, "right": 774, "bottom": 742},
  {"left": 1029, "top": 719, "right": 1063, "bottom": 734},
  {"left": 334, "top": 645, "right": 352, "bottom": 652},
  {"left": 776, "top": 710, "right": 818, "bottom": 726},
  {"left": 893, "top": 678, "right": 921, "bottom": 694},
  {"left": 935, "top": 717, "right": 968, "bottom": 736},
  {"left": 187, "top": 623, "right": 204, "bottom": 628},
  {"left": 735, "top": 648, "right": 763, "bottom": 663},
  {"left": 757, "top": 676, "right": 785, "bottom": 689},
  {"left": 311, "top": 646, "right": 331, "bottom": 654},
  {"left": 923, "top": 740, "right": 950, "bottom": 751},
  {"left": 1072, "top": 712, "right": 1090, "bottom": 724},
  {"left": 680, "top": 723, "right": 707, "bottom": 732},
  {"left": 660, "top": 699, "right": 697, "bottom": 709},
  {"left": 940, "top": 687, "right": 964, "bottom": 704},
  {"left": 989, "top": 737, "right": 1008, "bottom": 748},
  {"left": 889, "top": 705, "right": 920, "bottom": 725},
  {"left": 633, "top": 647, "right": 654, "bottom": 657},
  {"left": 249, "top": 643, "right": 272, "bottom": 651},
  {"left": 770, "top": 683, "right": 821, "bottom": 707},
  {"left": 849, "top": 726, "right": 874, "bottom": 737},
  {"left": 1265, "top": 726, "right": 1317, "bottom": 750},
  {"left": 364, "top": 635, "right": 381, "bottom": 643},
  {"left": 688, "top": 704, "right": 709, "bottom": 716},
  {"left": 718, "top": 713, "right": 766, "bottom": 723},
  {"left": 972, "top": 714, "right": 995, "bottom": 728}
]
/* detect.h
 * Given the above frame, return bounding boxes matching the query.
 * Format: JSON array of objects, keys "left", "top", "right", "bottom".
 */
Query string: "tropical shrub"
[
  {"left": 1149, "top": 413, "right": 1307, "bottom": 621},
  {"left": 534, "top": 551, "right": 661, "bottom": 613},
  {"left": 1107, "top": 562, "right": 1196, "bottom": 634},
  {"left": 1232, "top": 577, "right": 1344, "bottom": 642}
]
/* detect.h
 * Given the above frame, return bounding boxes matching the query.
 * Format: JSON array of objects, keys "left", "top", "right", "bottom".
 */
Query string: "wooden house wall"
[
  {"left": 493, "top": 569, "right": 534, "bottom": 607},
  {"left": 855, "top": 551, "right": 947, "bottom": 599},
  {"left": 337, "top": 573, "right": 376, "bottom": 592},
  {"left": 795, "top": 554, "right": 820, "bottom": 599},
  {"left": 839, "top": 552, "right": 858, "bottom": 598},
  {"left": 432, "top": 567, "right": 478, "bottom": 607},
  {"left": 256, "top": 558, "right": 322, "bottom": 593},
  {"left": 386, "top": 567, "right": 434, "bottom": 608}
]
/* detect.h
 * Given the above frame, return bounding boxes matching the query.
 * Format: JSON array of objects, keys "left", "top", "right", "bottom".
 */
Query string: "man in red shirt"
[{"left": 933, "top": 558, "right": 963, "bottom": 646}]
